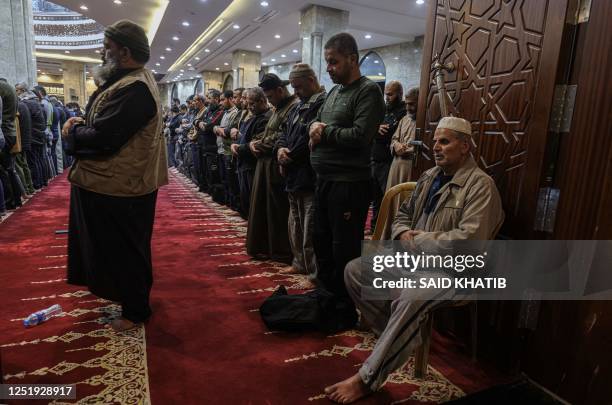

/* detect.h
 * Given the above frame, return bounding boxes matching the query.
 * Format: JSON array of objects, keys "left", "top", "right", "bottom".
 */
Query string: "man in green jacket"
[{"left": 309, "top": 32, "right": 385, "bottom": 298}]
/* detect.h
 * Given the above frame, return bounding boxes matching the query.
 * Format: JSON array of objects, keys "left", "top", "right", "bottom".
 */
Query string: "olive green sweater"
[{"left": 310, "top": 76, "right": 384, "bottom": 182}]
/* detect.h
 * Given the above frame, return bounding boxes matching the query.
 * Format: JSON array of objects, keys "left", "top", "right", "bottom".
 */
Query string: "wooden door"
[{"left": 415, "top": 0, "right": 569, "bottom": 238}]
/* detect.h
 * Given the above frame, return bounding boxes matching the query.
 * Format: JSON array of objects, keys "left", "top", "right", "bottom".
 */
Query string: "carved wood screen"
[{"left": 416, "top": 0, "right": 569, "bottom": 237}]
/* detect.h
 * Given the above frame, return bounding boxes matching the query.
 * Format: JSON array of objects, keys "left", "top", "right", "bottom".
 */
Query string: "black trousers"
[
  {"left": 370, "top": 161, "right": 391, "bottom": 230},
  {"left": 237, "top": 168, "right": 254, "bottom": 219},
  {"left": 313, "top": 179, "right": 371, "bottom": 297},
  {"left": 0, "top": 151, "right": 22, "bottom": 209},
  {"left": 225, "top": 155, "right": 240, "bottom": 211},
  {"left": 67, "top": 186, "right": 158, "bottom": 323},
  {"left": 25, "top": 148, "right": 43, "bottom": 189}
]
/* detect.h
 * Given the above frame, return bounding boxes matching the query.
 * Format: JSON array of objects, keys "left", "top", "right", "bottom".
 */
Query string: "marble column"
[
  {"left": 62, "top": 61, "right": 87, "bottom": 105},
  {"left": 231, "top": 50, "right": 261, "bottom": 89},
  {"left": 0, "top": 0, "right": 37, "bottom": 86},
  {"left": 300, "top": 5, "right": 349, "bottom": 90}
]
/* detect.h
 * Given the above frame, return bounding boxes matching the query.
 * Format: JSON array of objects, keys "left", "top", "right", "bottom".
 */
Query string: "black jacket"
[
  {"left": 17, "top": 101, "right": 32, "bottom": 151},
  {"left": 276, "top": 92, "right": 326, "bottom": 193},
  {"left": 236, "top": 109, "right": 272, "bottom": 171},
  {"left": 372, "top": 101, "right": 407, "bottom": 163},
  {"left": 21, "top": 97, "right": 47, "bottom": 146}
]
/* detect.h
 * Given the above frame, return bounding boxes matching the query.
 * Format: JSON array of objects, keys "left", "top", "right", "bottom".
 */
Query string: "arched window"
[
  {"left": 223, "top": 75, "right": 233, "bottom": 92},
  {"left": 171, "top": 83, "right": 179, "bottom": 105},
  {"left": 194, "top": 79, "right": 204, "bottom": 96},
  {"left": 360, "top": 51, "right": 386, "bottom": 91}
]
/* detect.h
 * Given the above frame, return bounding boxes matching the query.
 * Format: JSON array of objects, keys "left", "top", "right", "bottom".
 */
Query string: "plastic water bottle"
[{"left": 23, "top": 304, "right": 63, "bottom": 328}]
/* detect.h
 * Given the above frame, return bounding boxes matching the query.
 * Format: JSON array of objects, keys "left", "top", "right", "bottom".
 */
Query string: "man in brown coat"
[
  {"left": 326, "top": 117, "right": 504, "bottom": 403},
  {"left": 62, "top": 20, "right": 167, "bottom": 332}
]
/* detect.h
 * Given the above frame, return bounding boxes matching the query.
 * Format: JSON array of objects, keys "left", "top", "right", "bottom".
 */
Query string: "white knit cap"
[{"left": 437, "top": 116, "right": 472, "bottom": 136}]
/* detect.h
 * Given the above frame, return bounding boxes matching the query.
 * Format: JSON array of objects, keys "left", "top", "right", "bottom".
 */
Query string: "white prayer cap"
[{"left": 437, "top": 116, "right": 472, "bottom": 136}]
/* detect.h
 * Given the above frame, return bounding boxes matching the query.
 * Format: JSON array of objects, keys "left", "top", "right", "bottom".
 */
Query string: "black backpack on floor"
[{"left": 259, "top": 285, "right": 358, "bottom": 334}]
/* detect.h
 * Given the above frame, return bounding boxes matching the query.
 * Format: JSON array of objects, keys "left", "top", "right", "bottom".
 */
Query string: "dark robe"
[
  {"left": 66, "top": 69, "right": 158, "bottom": 323},
  {"left": 246, "top": 96, "right": 298, "bottom": 263}
]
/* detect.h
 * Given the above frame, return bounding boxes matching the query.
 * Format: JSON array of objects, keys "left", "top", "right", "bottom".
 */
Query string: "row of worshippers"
[
  {"left": 181, "top": 32, "right": 503, "bottom": 404},
  {"left": 160, "top": 77, "right": 421, "bottom": 285},
  {"left": 0, "top": 80, "right": 81, "bottom": 217}
]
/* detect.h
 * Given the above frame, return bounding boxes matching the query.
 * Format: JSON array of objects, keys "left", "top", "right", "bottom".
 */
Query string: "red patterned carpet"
[{"left": 0, "top": 170, "right": 502, "bottom": 404}]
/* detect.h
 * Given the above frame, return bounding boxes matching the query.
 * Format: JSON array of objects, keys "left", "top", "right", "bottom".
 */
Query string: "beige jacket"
[
  {"left": 69, "top": 68, "right": 168, "bottom": 197},
  {"left": 391, "top": 156, "right": 504, "bottom": 242},
  {"left": 390, "top": 114, "right": 416, "bottom": 157}
]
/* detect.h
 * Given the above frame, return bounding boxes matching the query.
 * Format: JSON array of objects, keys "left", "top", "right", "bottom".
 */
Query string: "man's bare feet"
[
  {"left": 105, "top": 317, "right": 138, "bottom": 332},
  {"left": 324, "top": 373, "right": 372, "bottom": 404},
  {"left": 297, "top": 279, "right": 316, "bottom": 290},
  {"left": 278, "top": 266, "right": 301, "bottom": 274}
]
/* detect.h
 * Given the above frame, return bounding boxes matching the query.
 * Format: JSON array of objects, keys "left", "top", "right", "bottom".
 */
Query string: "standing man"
[
  {"left": 15, "top": 83, "right": 47, "bottom": 190},
  {"left": 231, "top": 88, "right": 271, "bottom": 219},
  {"left": 276, "top": 64, "right": 326, "bottom": 283},
  {"left": 370, "top": 81, "right": 406, "bottom": 233},
  {"left": 62, "top": 20, "right": 168, "bottom": 332},
  {"left": 246, "top": 74, "right": 299, "bottom": 263},
  {"left": 214, "top": 90, "right": 239, "bottom": 205},
  {"left": 194, "top": 89, "right": 224, "bottom": 193},
  {"left": 309, "top": 33, "right": 385, "bottom": 298},
  {"left": 0, "top": 79, "right": 24, "bottom": 210}
]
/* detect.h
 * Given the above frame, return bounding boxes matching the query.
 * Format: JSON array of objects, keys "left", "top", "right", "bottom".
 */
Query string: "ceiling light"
[
  {"left": 394, "top": 57, "right": 399, "bottom": 60},
  {"left": 79, "top": 5, "right": 88, "bottom": 10},
  {"left": 113, "top": 0, "right": 122, "bottom": 4},
  {"left": 271, "top": 58, "right": 276, "bottom": 62},
  {"left": 281, "top": 54, "right": 286, "bottom": 58},
  {"left": 215, "top": 67, "right": 220, "bottom": 70},
  {"left": 374, "top": 60, "right": 379, "bottom": 64},
  {"left": 416, "top": 0, "right": 425, "bottom": 4},
  {"left": 204, "top": 49, "right": 210, "bottom": 53},
  {"left": 274, "top": 34, "right": 281, "bottom": 39},
  {"left": 187, "top": 63, "right": 192, "bottom": 67},
  {"left": 65, "top": 50, "right": 70, "bottom": 54},
  {"left": 182, "top": 21, "right": 190, "bottom": 27},
  {"left": 378, "top": 72, "right": 383, "bottom": 76},
  {"left": 165, "top": 47, "right": 172, "bottom": 52},
  {"left": 260, "top": 1, "right": 269, "bottom": 6},
  {"left": 85, "top": 71, "right": 89, "bottom": 74},
  {"left": 195, "top": 56, "right": 200, "bottom": 60},
  {"left": 224, "top": 62, "right": 229, "bottom": 66},
  {"left": 292, "top": 49, "right": 298, "bottom": 53},
  {"left": 216, "top": 38, "right": 223, "bottom": 42},
  {"left": 262, "top": 62, "right": 267, "bottom": 65},
  {"left": 232, "top": 24, "right": 240, "bottom": 29},
  {"left": 95, "top": 50, "right": 100, "bottom": 53},
  {"left": 160, "top": 56, "right": 166, "bottom": 59},
  {"left": 37, "top": 69, "right": 40, "bottom": 72},
  {"left": 365, "top": 34, "right": 372, "bottom": 39},
  {"left": 256, "top": 45, "right": 261, "bottom": 49},
  {"left": 59, "top": 68, "right": 63, "bottom": 72},
  {"left": 180, "top": 69, "right": 185, "bottom": 72},
  {"left": 172, "top": 36, "right": 179, "bottom": 41},
  {"left": 155, "top": 62, "right": 160, "bottom": 66}
]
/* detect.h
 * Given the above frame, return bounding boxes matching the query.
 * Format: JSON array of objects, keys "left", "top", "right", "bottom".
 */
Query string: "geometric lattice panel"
[{"left": 417, "top": 0, "right": 557, "bottom": 230}]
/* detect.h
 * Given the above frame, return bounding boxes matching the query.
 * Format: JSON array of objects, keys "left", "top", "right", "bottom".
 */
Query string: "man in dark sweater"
[
  {"left": 309, "top": 33, "right": 385, "bottom": 298},
  {"left": 370, "top": 81, "right": 406, "bottom": 232}
]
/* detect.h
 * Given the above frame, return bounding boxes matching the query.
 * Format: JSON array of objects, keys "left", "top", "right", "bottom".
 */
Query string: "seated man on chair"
[{"left": 325, "top": 117, "right": 504, "bottom": 403}]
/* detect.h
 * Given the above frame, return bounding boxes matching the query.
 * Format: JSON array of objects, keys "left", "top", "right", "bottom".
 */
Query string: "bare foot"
[
  {"left": 105, "top": 317, "right": 138, "bottom": 332},
  {"left": 324, "top": 373, "right": 372, "bottom": 404},
  {"left": 278, "top": 266, "right": 301, "bottom": 274},
  {"left": 297, "top": 279, "right": 316, "bottom": 290}
]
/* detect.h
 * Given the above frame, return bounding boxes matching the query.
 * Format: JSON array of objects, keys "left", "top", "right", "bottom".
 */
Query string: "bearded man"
[{"left": 62, "top": 20, "right": 168, "bottom": 332}]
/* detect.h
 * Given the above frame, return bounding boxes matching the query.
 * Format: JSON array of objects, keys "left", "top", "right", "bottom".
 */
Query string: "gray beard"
[{"left": 94, "top": 57, "right": 120, "bottom": 85}]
